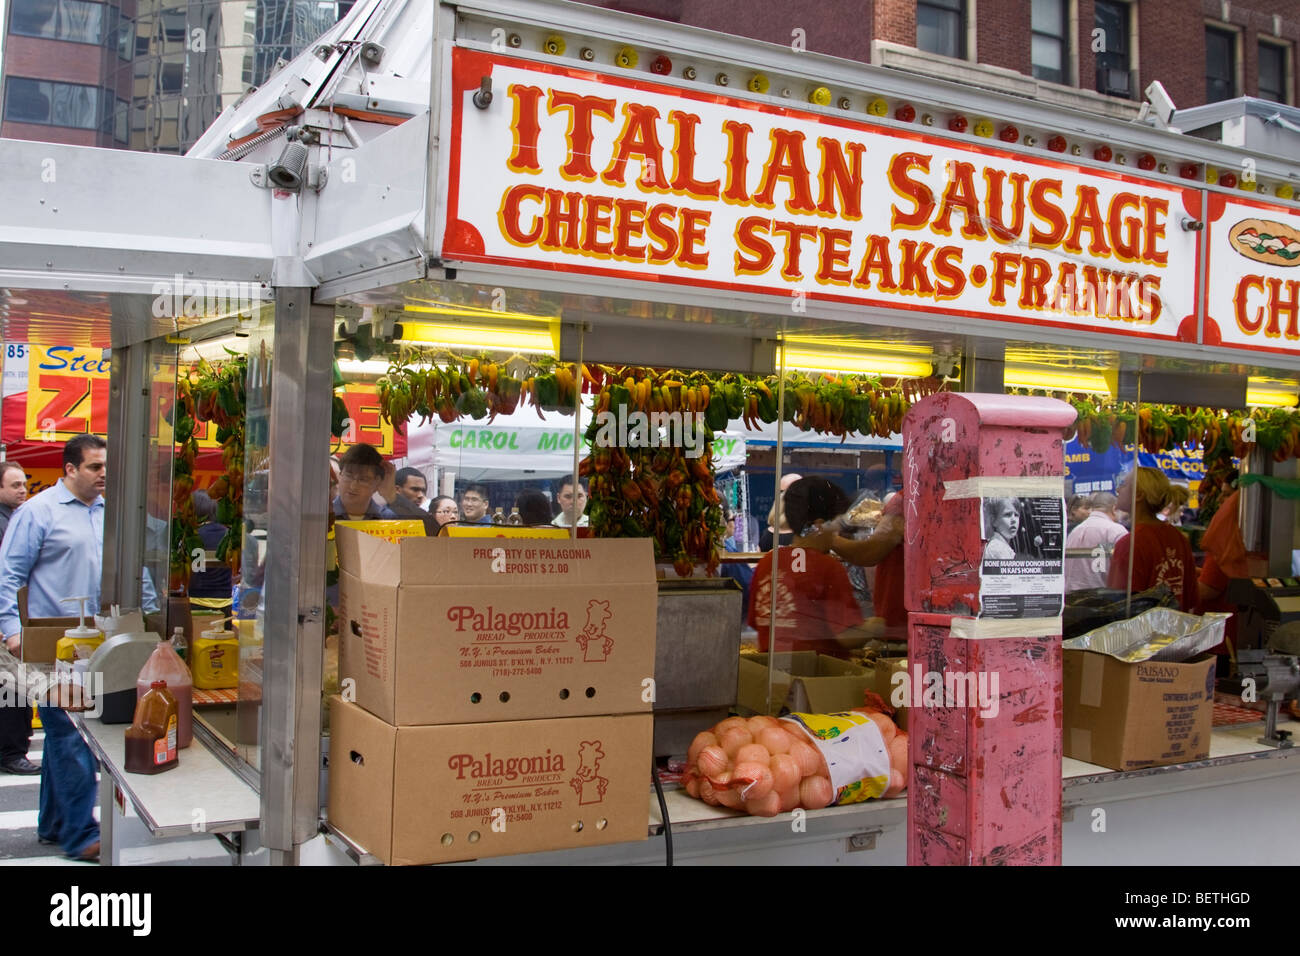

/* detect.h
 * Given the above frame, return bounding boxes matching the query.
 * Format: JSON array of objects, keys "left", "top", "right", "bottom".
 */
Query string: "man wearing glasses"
[
  {"left": 458, "top": 485, "right": 493, "bottom": 526},
  {"left": 333, "top": 444, "right": 397, "bottom": 520}
]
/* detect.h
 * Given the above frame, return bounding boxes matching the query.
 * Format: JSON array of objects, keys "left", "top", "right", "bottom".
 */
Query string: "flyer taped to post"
[{"left": 978, "top": 496, "right": 1065, "bottom": 619}]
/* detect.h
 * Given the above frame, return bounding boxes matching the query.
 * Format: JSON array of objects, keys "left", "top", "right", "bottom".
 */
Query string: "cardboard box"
[
  {"left": 1062, "top": 649, "right": 1215, "bottom": 771},
  {"left": 736, "top": 652, "right": 872, "bottom": 715},
  {"left": 21, "top": 618, "right": 80, "bottom": 665},
  {"left": 869, "top": 657, "right": 909, "bottom": 731},
  {"left": 335, "top": 526, "right": 657, "bottom": 725},
  {"left": 327, "top": 698, "right": 651, "bottom": 865}
]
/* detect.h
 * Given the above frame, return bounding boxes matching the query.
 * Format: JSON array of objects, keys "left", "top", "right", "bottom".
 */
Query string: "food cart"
[{"left": 3, "top": 0, "right": 1300, "bottom": 865}]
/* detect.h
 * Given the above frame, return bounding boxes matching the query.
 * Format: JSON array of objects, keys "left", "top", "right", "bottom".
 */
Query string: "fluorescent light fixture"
[
  {"left": 1246, "top": 378, "right": 1299, "bottom": 407},
  {"left": 1003, "top": 365, "right": 1112, "bottom": 395},
  {"left": 336, "top": 358, "right": 392, "bottom": 377},
  {"left": 394, "top": 321, "right": 558, "bottom": 355},
  {"left": 780, "top": 346, "right": 933, "bottom": 378}
]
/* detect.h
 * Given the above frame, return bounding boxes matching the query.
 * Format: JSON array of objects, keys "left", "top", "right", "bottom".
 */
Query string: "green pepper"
[{"left": 705, "top": 394, "right": 730, "bottom": 431}]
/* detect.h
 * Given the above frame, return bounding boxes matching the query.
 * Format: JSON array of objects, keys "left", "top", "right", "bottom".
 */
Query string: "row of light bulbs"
[{"left": 510, "top": 32, "right": 1299, "bottom": 203}]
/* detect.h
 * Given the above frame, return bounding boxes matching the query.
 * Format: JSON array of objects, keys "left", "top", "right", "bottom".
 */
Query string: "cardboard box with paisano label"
[
  {"left": 735, "top": 652, "right": 872, "bottom": 715},
  {"left": 327, "top": 697, "right": 652, "bottom": 865},
  {"left": 335, "top": 526, "right": 657, "bottom": 725},
  {"left": 1062, "top": 649, "right": 1216, "bottom": 771}
]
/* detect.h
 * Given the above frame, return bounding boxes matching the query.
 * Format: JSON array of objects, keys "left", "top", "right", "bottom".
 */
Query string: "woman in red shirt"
[
  {"left": 1107, "top": 467, "right": 1198, "bottom": 611},
  {"left": 747, "top": 477, "right": 868, "bottom": 658}
]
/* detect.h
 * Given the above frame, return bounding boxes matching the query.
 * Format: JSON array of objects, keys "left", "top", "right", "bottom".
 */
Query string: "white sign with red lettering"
[
  {"left": 440, "top": 49, "right": 1201, "bottom": 344},
  {"left": 1205, "top": 193, "right": 1300, "bottom": 356}
]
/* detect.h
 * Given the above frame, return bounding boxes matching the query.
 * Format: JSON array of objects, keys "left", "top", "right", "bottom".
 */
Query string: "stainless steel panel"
[{"left": 259, "top": 291, "right": 332, "bottom": 855}]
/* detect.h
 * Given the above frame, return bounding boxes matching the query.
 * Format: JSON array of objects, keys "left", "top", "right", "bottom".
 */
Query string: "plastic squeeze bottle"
[
  {"left": 124, "top": 681, "right": 178, "bottom": 774},
  {"left": 137, "top": 637, "right": 193, "bottom": 748}
]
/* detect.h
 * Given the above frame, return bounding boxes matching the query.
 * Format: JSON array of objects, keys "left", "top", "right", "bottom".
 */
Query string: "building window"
[
  {"left": 1206, "top": 27, "right": 1237, "bottom": 103},
  {"left": 1094, "top": 0, "right": 1133, "bottom": 98},
  {"left": 1032, "top": 0, "right": 1067, "bottom": 84},
  {"left": 1259, "top": 41, "right": 1289, "bottom": 104},
  {"left": 9, "top": 0, "right": 105, "bottom": 45},
  {"left": 917, "top": 0, "right": 965, "bottom": 60},
  {"left": 4, "top": 77, "right": 101, "bottom": 129}
]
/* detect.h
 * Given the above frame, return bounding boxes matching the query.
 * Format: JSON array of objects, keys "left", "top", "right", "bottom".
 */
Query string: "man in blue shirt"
[{"left": 0, "top": 435, "right": 107, "bottom": 861}]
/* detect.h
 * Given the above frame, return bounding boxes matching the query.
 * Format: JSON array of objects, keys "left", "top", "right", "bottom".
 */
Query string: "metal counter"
[
  {"left": 72, "top": 714, "right": 260, "bottom": 862},
  {"left": 315, "top": 715, "right": 1300, "bottom": 866}
]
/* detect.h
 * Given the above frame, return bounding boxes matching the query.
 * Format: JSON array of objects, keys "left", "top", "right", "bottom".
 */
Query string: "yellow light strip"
[
  {"left": 1246, "top": 387, "right": 1299, "bottom": 408},
  {"left": 780, "top": 347, "right": 933, "bottom": 378},
  {"left": 395, "top": 321, "right": 558, "bottom": 355},
  {"left": 1003, "top": 366, "right": 1112, "bottom": 395}
]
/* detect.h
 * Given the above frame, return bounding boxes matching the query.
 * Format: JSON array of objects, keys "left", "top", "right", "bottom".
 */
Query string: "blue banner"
[{"left": 1064, "top": 439, "right": 1207, "bottom": 503}]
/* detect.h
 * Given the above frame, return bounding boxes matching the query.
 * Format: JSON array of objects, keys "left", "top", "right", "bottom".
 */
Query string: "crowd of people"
[
  {"left": 327, "top": 443, "right": 591, "bottom": 533},
  {"left": 1065, "top": 468, "right": 1245, "bottom": 628}
]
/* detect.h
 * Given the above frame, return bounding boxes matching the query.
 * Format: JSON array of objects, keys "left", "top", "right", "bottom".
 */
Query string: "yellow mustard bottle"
[{"left": 191, "top": 623, "right": 239, "bottom": 690}]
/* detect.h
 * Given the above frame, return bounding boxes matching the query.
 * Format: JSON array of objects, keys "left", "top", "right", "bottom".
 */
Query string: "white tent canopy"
[{"left": 403, "top": 403, "right": 897, "bottom": 482}]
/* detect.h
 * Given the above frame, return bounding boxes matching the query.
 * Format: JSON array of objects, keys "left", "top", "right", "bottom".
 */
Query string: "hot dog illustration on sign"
[
  {"left": 577, "top": 599, "right": 614, "bottom": 662},
  {"left": 570, "top": 741, "right": 609, "bottom": 805}
]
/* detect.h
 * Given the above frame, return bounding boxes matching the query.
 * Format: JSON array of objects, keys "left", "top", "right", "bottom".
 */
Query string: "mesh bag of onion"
[{"left": 682, "top": 710, "right": 908, "bottom": 817}]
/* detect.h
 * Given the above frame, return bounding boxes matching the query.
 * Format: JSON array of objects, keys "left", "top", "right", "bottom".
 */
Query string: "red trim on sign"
[
  {"left": 1181, "top": 188, "right": 1202, "bottom": 219},
  {"left": 1177, "top": 314, "right": 1198, "bottom": 342},
  {"left": 1202, "top": 316, "right": 1223, "bottom": 346},
  {"left": 1205, "top": 192, "right": 1228, "bottom": 222},
  {"left": 453, "top": 47, "right": 496, "bottom": 96},
  {"left": 446, "top": 219, "right": 485, "bottom": 255}
]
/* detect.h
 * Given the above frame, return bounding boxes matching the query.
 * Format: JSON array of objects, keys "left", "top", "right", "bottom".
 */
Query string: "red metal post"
[{"left": 901, "top": 393, "right": 1076, "bottom": 865}]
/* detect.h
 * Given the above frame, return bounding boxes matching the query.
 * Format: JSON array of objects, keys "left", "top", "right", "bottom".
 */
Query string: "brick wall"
[
  {"left": 1133, "top": 0, "right": 1205, "bottom": 108},
  {"left": 2, "top": 36, "right": 112, "bottom": 87},
  {"left": 0, "top": 122, "right": 104, "bottom": 147},
  {"left": 977, "top": 0, "right": 1032, "bottom": 72},
  {"left": 873, "top": 0, "right": 915, "bottom": 46},
  {"left": 583, "top": 0, "right": 1300, "bottom": 112}
]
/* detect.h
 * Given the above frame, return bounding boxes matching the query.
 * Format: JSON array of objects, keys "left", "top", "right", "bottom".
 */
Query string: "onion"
[
  {"left": 731, "top": 761, "right": 774, "bottom": 800},
  {"left": 734, "top": 743, "right": 772, "bottom": 767},
  {"left": 697, "top": 745, "right": 729, "bottom": 779},
  {"left": 699, "top": 779, "right": 720, "bottom": 806},
  {"left": 685, "top": 776, "right": 700, "bottom": 798},
  {"left": 769, "top": 753, "right": 801, "bottom": 793},
  {"left": 746, "top": 715, "right": 781, "bottom": 736},
  {"left": 758, "top": 726, "right": 794, "bottom": 755},
  {"left": 799, "top": 774, "right": 834, "bottom": 809},
  {"left": 883, "top": 769, "right": 906, "bottom": 798},
  {"left": 714, "top": 717, "right": 749, "bottom": 737},
  {"left": 720, "top": 727, "right": 753, "bottom": 758},
  {"left": 788, "top": 740, "right": 825, "bottom": 778},
  {"left": 888, "top": 734, "right": 909, "bottom": 773},
  {"left": 777, "top": 784, "right": 802, "bottom": 812},
  {"left": 687, "top": 731, "right": 719, "bottom": 766},
  {"left": 715, "top": 787, "right": 744, "bottom": 810},
  {"left": 744, "top": 791, "right": 782, "bottom": 817}
]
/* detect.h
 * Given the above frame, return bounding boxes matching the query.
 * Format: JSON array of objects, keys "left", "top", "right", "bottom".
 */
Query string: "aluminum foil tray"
[{"left": 1062, "top": 608, "right": 1230, "bottom": 663}]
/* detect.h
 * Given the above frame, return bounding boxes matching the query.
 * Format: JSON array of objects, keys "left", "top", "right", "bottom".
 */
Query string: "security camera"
[
  {"left": 1143, "top": 81, "right": 1177, "bottom": 127},
  {"left": 267, "top": 140, "right": 309, "bottom": 191}
]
